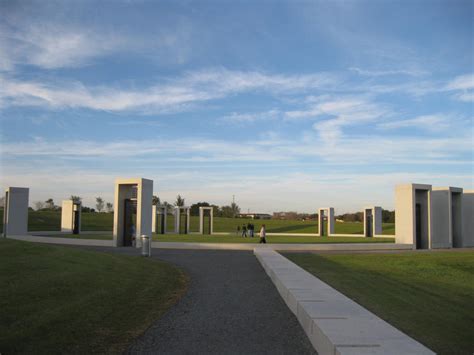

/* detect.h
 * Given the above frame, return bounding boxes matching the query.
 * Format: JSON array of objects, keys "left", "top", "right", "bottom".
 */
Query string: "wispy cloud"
[
  {"left": 446, "top": 73, "right": 474, "bottom": 91},
  {"left": 377, "top": 114, "right": 451, "bottom": 131},
  {"left": 286, "top": 95, "right": 390, "bottom": 140},
  {"left": 0, "top": 69, "right": 339, "bottom": 113},
  {"left": 220, "top": 109, "right": 280, "bottom": 124},
  {"left": 2, "top": 133, "right": 471, "bottom": 166},
  {"left": 0, "top": 23, "right": 127, "bottom": 71},
  {"left": 349, "top": 67, "right": 428, "bottom": 77},
  {"left": 445, "top": 73, "right": 474, "bottom": 102}
]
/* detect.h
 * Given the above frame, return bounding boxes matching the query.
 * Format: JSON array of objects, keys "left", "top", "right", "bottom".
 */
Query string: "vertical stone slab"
[
  {"left": 462, "top": 190, "right": 474, "bottom": 247},
  {"left": 395, "top": 184, "right": 432, "bottom": 248},
  {"left": 61, "top": 200, "right": 81, "bottom": 234},
  {"left": 152, "top": 205, "right": 157, "bottom": 233},
  {"left": 3, "top": 187, "right": 29, "bottom": 237},
  {"left": 113, "top": 178, "right": 153, "bottom": 248},
  {"left": 199, "top": 206, "right": 214, "bottom": 234}
]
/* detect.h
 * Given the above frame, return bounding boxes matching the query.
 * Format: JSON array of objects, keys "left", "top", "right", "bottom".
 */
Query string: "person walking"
[
  {"left": 259, "top": 224, "right": 267, "bottom": 244},
  {"left": 241, "top": 224, "right": 248, "bottom": 238},
  {"left": 249, "top": 223, "right": 255, "bottom": 238},
  {"left": 247, "top": 223, "right": 253, "bottom": 238},
  {"left": 236, "top": 225, "right": 241, "bottom": 236}
]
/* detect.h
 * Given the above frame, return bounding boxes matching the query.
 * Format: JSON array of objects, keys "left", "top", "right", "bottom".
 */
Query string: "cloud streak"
[{"left": 0, "top": 69, "right": 338, "bottom": 113}]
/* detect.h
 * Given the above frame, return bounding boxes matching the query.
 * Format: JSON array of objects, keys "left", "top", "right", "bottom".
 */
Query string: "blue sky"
[{"left": 0, "top": 0, "right": 473, "bottom": 213}]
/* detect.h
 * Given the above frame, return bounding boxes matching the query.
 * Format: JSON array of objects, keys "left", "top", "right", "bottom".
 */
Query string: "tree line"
[
  {"left": 153, "top": 195, "right": 241, "bottom": 218},
  {"left": 33, "top": 196, "right": 113, "bottom": 213}
]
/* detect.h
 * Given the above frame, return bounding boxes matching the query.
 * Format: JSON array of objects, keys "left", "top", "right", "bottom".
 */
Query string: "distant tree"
[
  {"left": 95, "top": 197, "right": 104, "bottom": 212},
  {"left": 162, "top": 201, "right": 172, "bottom": 214},
  {"left": 190, "top": 202, "right": 210, "bottom": 216},
  {"left": 34, "top": 201, "right": 45, "bottom": 211},
  {"left": 81, "top": 206, "right": 95, "bottom": 213},
  {"left": 382, "top": 209, "right": 395, "bottom": 223},
  {"left": 174, "top": 195, "right": 185, "bottom": 207},
  {"left": 45, "top": 198, "right": 55, "bottom": 209},
  {"left": 70, "top": 195, "right": 82, "bottom": 204},
  {"left": 218, "top": 205, "right": 235, "bottom": 218},
  {"left": 230, "top": 201, "right": 240, "bottom": 218},
  {"left": 152, "top": 195, "right": 160, "bottom": 206},
  {"left": 106, "top": 202, "right": 113, "bottom": 213}
]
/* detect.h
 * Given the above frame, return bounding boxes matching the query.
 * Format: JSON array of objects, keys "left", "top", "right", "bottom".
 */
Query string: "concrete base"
[{"left": 254, "top": 249, "right": 434, "bottom": 355}]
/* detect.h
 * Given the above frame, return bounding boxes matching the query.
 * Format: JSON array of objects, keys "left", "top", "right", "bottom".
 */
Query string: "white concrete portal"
[
  {"left": 318, "top": 208, "right": 334, "bottom": 236},
  {"left": 152, "top": 204, "right": 168, "bottom": 234},
  {"left": 395, "top": 183, "right": 432, "bottom": 249},
  {"left": 462, "top": 190, "right": 474, "bottom": 247},
  {"left": 61, "top": 200, "right": 81, "bottom": 234},
  {"left": 113, "top": 178, "right": 153, "bottom": 248},
  {"left": 174, "top": 206, "right": 190, "bottom": 234},
  {"left": 432, "top": 187, "right": 463, "bottom": 249},
  {"left": 3, "top": 187, "right": 29, "bottom": 237},
  {"left": 199, "top": 207, "right": 214, "bottom": 234},
  {"left": 363, "top": 206, "right": 382, "bottom": 237}
]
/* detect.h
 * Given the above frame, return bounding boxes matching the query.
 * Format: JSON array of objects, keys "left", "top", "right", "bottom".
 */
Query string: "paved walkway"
[
  {"left": 84, "top": 246, "right": 316, "bottom": 354},
  {"left": 9, "top": 234, "right": 413, "bottom": 252}
]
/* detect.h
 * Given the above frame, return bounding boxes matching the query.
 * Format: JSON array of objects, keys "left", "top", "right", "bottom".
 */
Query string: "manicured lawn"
[
  {"left": 0, "top": 210, "right": 395, "bottom": 235},
  {"left": 153, "top": 234, "right": 394, "bottom": 244},
  {"left": 284, "top": 251, "right": 474, "bottom": 354},
  {"left": 0, "top": 238, "right": 188, "bottom": 353},
  {"left": 35, "top": 232, "right": 394, "bottom": 243}
]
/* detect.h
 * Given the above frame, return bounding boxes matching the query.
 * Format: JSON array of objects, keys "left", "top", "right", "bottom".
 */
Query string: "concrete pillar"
[
  {"left": 174, "top": 206, "right": 190, "bottom": 234},
  {"left": 61, "top": 200, "right": 82, "bottom": 234},
  {"left": 174, "top": 207, "right": 180, "bottom": 234},
  {"left": 186, "top": 207, "right": 190, "bottom": 233},
  {"left": 363, "top": 206, "right": 382, "bottom": 237},
  {"left": 318, "top": 207, "right": 335, "bottom": 236},
  {"left": 3, "top": 187, "right": 29, "bottom": 237},
  {"left": 113, "top": 178, "right": 153, "bottom": 248},
  {"left": 199, "top": 207, "right": 214, "bottom": 234},
  {"left": 152, "top": 205, "right": 169, "bottom": 234},
  {"left": 395, "top": 183, "right": 432, "bottom": 249},
  {"left": 152, "top": 205, "right": 157, "bottom": 233},
  {"left": 462, "top": 190, "right": 474, "bottom": 247},
  {"left": 432, "top": 187, "right": 463, "bottom": 248}
]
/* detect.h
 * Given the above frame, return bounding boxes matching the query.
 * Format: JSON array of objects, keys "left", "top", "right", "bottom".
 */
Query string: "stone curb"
[{"left": 254, "top": 249, "right": 434, "bottom": 355}]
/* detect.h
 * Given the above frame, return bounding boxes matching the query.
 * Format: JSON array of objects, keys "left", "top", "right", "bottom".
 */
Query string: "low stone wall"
[{"left": 254, "top": 249, "right": 434, "bottom": 355}]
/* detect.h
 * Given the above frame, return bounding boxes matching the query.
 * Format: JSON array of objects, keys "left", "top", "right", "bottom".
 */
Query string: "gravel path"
[
  {"left": 129, "top": 249, "right": 316, "bottom": 354},
  {"left": 84, "top": 247, "right": 315, "bottom": 354}
]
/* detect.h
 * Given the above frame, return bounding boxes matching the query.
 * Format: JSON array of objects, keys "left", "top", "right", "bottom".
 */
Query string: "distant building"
[
  {"left": 238, "top": 213, "right": 272, "bottom": 220},
  {"left": 273, "top": 211, "right": 298, "bottom": 220}
]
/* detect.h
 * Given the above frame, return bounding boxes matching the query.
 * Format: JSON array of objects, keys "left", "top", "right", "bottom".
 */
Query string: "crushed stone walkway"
[{"left": 86, "top": 247, "right": 317, "bottom": 354}]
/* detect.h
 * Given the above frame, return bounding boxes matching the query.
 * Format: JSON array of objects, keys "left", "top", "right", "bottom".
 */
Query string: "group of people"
[{"left": 237, "top": 223, "right": 267, "bottom": 243}]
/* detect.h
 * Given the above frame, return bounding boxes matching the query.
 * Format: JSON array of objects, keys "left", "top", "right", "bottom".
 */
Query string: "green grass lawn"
[
  {"left": 284, "top": 251, "right": 474, "bottom": 355},
  {"left": 32, "top": 232, "right": 395, "bottom": 243},
  {"left": 153, "top": 234, "right": 395, "bottom": 243},
  {"left": 0, "top": 238, "right": 188, "bottom": 353},
  {"left": 0, "top": 210, "right": 395, "bottom": 235}
]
